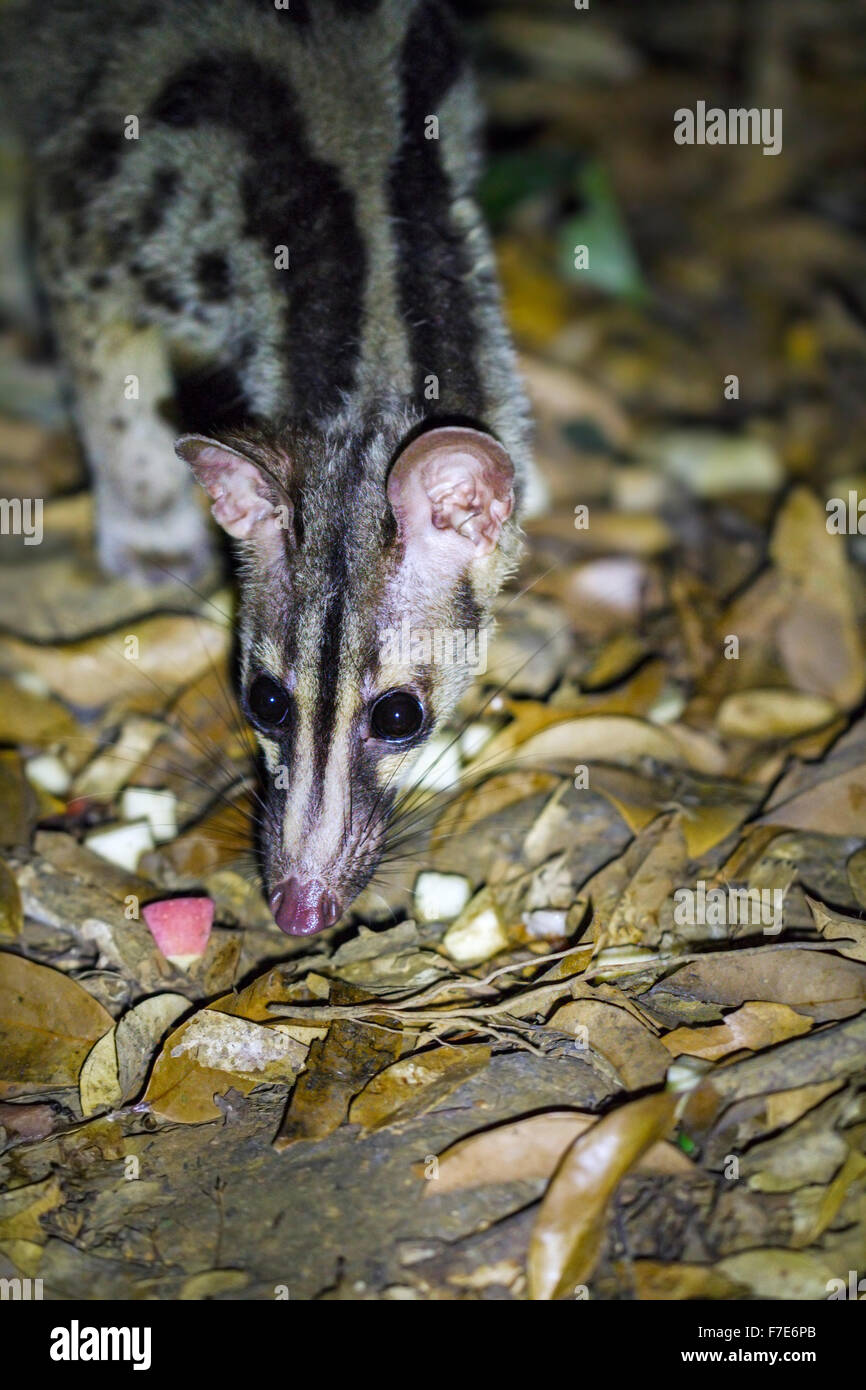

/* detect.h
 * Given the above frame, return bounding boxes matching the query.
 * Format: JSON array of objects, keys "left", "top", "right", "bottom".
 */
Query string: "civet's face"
[{"left": 177, "top": 418, "right": 517, "bottom": 935}]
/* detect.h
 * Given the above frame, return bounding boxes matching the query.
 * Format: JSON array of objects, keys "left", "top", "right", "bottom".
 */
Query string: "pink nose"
[{"left": 269, "top": 877, "right": 341, "bottom": 937}]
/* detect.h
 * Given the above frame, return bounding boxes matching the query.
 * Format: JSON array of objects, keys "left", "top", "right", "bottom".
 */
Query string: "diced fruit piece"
[{"left": 142, "top": 896, "right": 214, "bottom": 969}]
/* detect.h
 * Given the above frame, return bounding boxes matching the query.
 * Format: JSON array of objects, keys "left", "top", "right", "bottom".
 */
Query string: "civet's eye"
[
  {"left": 247, "top": 674, "right": 291, "bottom": 730},
  {"left": 370, "top": 690, "right": 425, "bottom": 743}
]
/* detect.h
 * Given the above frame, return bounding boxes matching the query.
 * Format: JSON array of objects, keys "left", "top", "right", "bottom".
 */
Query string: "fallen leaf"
[
  {"left": 649, "top": 948, "right": 866, "bottom": 1024},
  {"left": 273, "top": 986, "right": 403, "bottom": 1149},
  {"left": 549, "top": 999, "right": 671, "bottom": 1087},
  {"left": 770, "top": 488, "right": 865, "bottom": 710},
  {"left": 349, "top": 1044, "right": 491, "bottom": 1131},
  {"left": 424, "top": 1109, "right": 692, "bottom": 1196},
  {"left": 630, "top": 1260, "right": 747, "bottom": 1300},
  {"left": 0, "top": 860, "right": 23, "bottom": 939},
  {"left": 527, "top": 1090, "right": 679, "bottom": 1299},
  {"left": 661, "top": 1001, "right": 812, "bottom": 1061},
  {"left": 716, "top": 688, "right": 837, "bottom": 740},
  {"left": 79, "top": 1030, "right": 121, "bottom": 1118},
  {"left": 143, "top": 1009, "right": 307, "bottom": 1125},
  {"left": 432, "top": 770, "right": 560, "bottom": 848},
  {"left": 0, "top": 614, "right": 229, "bottom": 708},
  {"left": 715, "top": 1248, "right": 840, "bottom": 1301},
  {"left": 0, "top": 953, "right": 113, "bottom": 1097},
  {"left": 807, "top": 895, "right": 866, "bottom": 963}
]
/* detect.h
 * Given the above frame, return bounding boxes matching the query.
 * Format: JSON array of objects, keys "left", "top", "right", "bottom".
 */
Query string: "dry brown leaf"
[
  {"left": 425, "top": 1109, "right": 691, "bottom": 1197},
  {"left": 143, "top": 1010, "right": 307, "bottom": 1124},
  {"left": 807, "top": 895, "right": 866, "bottom": 963},
  {"left": 790, "top": 1149, "right": 866, "bottom": 1247},
  {"left": 0, "top": 676, "right": 76, "bottom": 747},
  {"left": 629, "top": 1260, "right": 747, "bottom": 1300},
  {"left": 432, "top": 769, "right": 561, "bottom": 848},
  {"left": 0, "top": 953, "right": 114, "bottom": 1098},
  {"left": 515, "top": 715, "right": 687, "bottom": 770},
  {"left": 0, "top": 614, "right": 229, "bottom": 708},
  {"left": 715, "top": 1248, "right": 841, "bottom": 1301},
  {"left": 549, "top": 998, "right": 670, "bottom": 1087},
  {"left": 0, "top": 1176, "right": 65, "bottom": 1249},
  {"left": 661, "top": 1001, "right": 812, "bottom": 1061},
  {"left": 585, "top": 813, "right": 689, "bottom": 950},
  {"left": 0, "top": 860, "right": 23, "bottom": 940},
  {"left": 716, "top": 689, "right": 837, "bottom": 741},
  {"left": 0, "top": 751, "right": 41, "bottom": 849},
  {"left": 650, "top": 948, "right": 866, "bottom": 1023},
  {"left": 273, "top": 984, "right": 404, "bottom": 1149},
  {"left": 349, "top": 1043, "right": 491, "bottom": 1132},
  {"left": 527, "top": 1090, "right": 679, "bottom": 1300},
  {"left": 848, "top": 846, "right": 866, "bottom": 910},
  {"left": 770, "top": 488, "right": 865, "bottom": 710}
]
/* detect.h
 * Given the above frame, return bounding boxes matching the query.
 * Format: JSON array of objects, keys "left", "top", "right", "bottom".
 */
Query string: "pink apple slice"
[{"left": 142, "top": 896, "right": 214, "bottom": 970}]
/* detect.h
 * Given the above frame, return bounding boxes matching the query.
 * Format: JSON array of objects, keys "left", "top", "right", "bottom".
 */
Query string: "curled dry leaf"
[
  {"left": 770, "top": 488, "right": 865, "bottom": 711},
  {"left": 527, "top": 1090, "right": 680, "bottom": 1300},
  {"left": 0, "top": 953, "right": 113, "bottom": 1098},
  {"left": 423, "top": 1108, "right": 692, "bottom": 1196},
  {"left": 548, "top": 998, "right": 671, "bottom": 1088},
  {"left": 79, "top": 1030, "right": 121, "bottom": 1117},
  {"left": 716, "top": 689, "right": 837, "bottom": 741},
  {"left": 82, "top": 990, "right": 195, "bottom": 1118},
  {"left": 0, "top": 614, "right": 229, "bottom": 708},
  {"left": 512, "top": 715, "right": 687, "bottom": 770},
  {"left": 629, "top": 1260, "right": 747, "bottom": 1300},
  {"left": 349, "top": 1043, "right": 491, "bottom": 1132},
  {"left": 274, "top": 1005, "right": 404, "bottom": 1150},
  {"left": 649, "top": 948, "right": 866, "bottom": 1024},
  {"left": 432, "top": 769, "right": 561, "bottom": 848},
  {"left": 661, "top": 1001, "right": 812, "bottom": 1061},
  {"left": 0, "top": 860, "right": 23, "bottom": 939},
  {"left": 806, "top": 895, "right": 866, "bottom": 963}
]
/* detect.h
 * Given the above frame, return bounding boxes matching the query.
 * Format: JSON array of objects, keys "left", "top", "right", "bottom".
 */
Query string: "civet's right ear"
[
  {"left": 175, "top": 434, "right": 281, "bottom": 543},
  {"left": 386, "top": 426, "right": 515, "bottom": 568}
]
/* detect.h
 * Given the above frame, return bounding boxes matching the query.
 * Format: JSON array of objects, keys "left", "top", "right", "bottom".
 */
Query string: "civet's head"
[{"left": 176, "top": 414, "right": 520, "bottom": 936}]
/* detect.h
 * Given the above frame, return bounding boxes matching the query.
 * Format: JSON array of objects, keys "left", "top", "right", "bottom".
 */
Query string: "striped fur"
[{"left": 4, "top": 0, "right": 535, "bottom": 915}]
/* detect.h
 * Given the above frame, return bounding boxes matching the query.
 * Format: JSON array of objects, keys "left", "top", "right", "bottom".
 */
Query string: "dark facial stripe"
[
  {"left": 388, "top": 2, "right": 484, "bottom": 418},
  {"left": 150, "top": 54, "right": 366, "bottom": 421}
]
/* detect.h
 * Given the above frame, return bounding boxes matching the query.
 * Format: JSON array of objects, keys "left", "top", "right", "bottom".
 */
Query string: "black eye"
[
  {"left": 370, "top": 690, "right": 425, "bottom": 743},
  {"left": 248, "top": 674, "right": 290, "bottom": 730}
]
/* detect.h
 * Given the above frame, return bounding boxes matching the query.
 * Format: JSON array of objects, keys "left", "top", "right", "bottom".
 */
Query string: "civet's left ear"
[
  {"left": 386, "top": 426, "right": 515, "bottom": 561},
  {"left": 175, "top": 434, "right": 281, "bottom": 543}
]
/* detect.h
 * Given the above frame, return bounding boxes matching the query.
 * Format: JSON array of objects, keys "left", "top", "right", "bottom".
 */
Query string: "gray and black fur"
[{"left": 4, "top": 0, "right": 538, "bottom": 926}]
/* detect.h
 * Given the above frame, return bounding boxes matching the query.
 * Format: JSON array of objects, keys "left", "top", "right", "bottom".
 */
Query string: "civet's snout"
[{"left": 269, "top": 877, "right": 342, "bottom": 937}]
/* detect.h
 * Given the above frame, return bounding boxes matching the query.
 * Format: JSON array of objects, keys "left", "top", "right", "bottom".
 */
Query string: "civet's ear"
[
  {"left": 175, "top": 434, "right": 282, "bottom": 543},
  {"left": 386, "top": 426, "right": 514, "bottom": 562}
]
